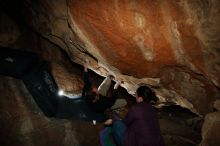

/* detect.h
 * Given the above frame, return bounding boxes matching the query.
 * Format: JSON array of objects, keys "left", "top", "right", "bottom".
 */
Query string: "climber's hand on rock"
[{"left": 114, "top": 80, "right": 122, "bottom": 89}]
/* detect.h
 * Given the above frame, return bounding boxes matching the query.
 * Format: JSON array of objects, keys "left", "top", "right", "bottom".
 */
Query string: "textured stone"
[
  {"left": 0, "top": 77, "right": 72, "bottom": 146},
  {"left": 0, "top": 9, "right": 206, "bottom": 144},
  {"left": 0, "top": 11, "right": 20, "bottom": 46},
  {"left": 160, "top": 68, "right": 218, "bottom": 115},
  {"left": 0, "top": 75, "right": 101, "bottom": 146},
  {"left": 51, "top": 62, "right": 83, "bottom": 94},
  {"left": 68, "top": 0, "right": 220, "bottom": 114},
  {"left": 200, "top": 112, "right": 220, "bottom": 146},
  {"left": 69, "top": 0, "right": 220, "bottom": 79},
  {"left": 214, "top": 100, "right": 220, "bottom": 111},
  {"left": 1, "top": 0, "right": 220, "bottom": 116},
  {"left": 0, "top": 14, "right": 101, "bottom": 145},
  {"left": 0, "top": 75, "right": 202, "bottom": 146}
]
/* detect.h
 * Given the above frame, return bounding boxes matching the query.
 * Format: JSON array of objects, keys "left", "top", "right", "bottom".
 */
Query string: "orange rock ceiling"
[
  {"left": 69, "top": 0, "right": 205, "bottom": 78},
  {"left": 68, "top": 0, "right": 220, "bottom": 115}
]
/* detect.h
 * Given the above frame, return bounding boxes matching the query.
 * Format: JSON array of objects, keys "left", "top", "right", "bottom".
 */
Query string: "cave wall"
[
  {"left": 200, "top": 100, "right": 220, "bottom": 146},
  {"left": 70, "top": 0, "right": 220, "bottom": 84},
  {"left": 0, "top": 9, "right": 101, "bottom": 146},
  {"left": 0, "top": 76, "right": 77, "bottom": 146},
  {"left": 68, "top": 0, "right": 220, "bottom": 115},
  {"left": 1, "top": 1, "right": 220, "bottom": 145},
  {"left": 1, "top": 0, "right": 219, "bottom": 115},
  {"left": 0, "top": 7, "right": 84, "bottom": 95},
  {"left": 0, "top": 75, "right": 104, "bottom": 146}
]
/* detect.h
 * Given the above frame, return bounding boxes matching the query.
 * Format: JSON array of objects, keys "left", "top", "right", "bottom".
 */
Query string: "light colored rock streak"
[{"left": 161, "top": 1, "right": 199, "bottom": 73}]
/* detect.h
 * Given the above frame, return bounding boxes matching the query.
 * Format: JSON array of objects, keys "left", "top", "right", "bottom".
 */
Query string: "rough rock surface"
[
  {"left": 213, "top": 99, "right": 220, "bottom": 111},
  {"left": 200, "top": 111, "right": 220, "bottom": 146},
  {"left": 51, "top": 62, "right": 84, "bottom": 95},
  {"left": 1, "top": 0, "right": 220, "bottom": 115},
  {"left": 1, "top": 0, "right": 219, "bottom": 115},
  {"left": 0, "top": 1, "right": 220, "bottom": 145},
  {"left": 199, "top": 100, "right": 220, "bottom": 146},
  {"left": 0, "top": 76, "right": 202, "bottom": 146},
  {"left": 68, "top": 0, "right": 220, "bottom": 115},
  {"left": 0, "top": 76, "right": 103, "bottom": 146}
]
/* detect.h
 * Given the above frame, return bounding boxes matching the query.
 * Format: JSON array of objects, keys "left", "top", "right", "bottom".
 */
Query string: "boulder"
[{"left": 200, "top": 112, "right": 220, "bottom": 146}]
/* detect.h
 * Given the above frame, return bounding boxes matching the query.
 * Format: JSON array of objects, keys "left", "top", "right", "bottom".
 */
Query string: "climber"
[
  {"left": 82, "top": 61, "right": 127, "bottom": 113},
  {"left": 102, "top": 86, "right": 165, "bottom": 146}
]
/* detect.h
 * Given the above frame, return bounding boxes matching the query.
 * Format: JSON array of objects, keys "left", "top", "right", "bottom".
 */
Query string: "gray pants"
[{"left": 98, "top": 76, "right": 127, "bottom": 110}]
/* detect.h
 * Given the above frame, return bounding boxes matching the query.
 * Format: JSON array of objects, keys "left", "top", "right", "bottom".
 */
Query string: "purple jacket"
[{"left": 122, "top": 102, "right": 165, "bottom": 146}]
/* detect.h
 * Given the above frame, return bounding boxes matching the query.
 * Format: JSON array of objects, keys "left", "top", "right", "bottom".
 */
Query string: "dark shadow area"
[
  {"left": 158, "top": 104, "right": 203, "bottom": 136},
  {"left": 159, "top": 105, "right": 198, "bottom": 118},
  {"left": 55, "top": 96, "right": 107, "bottom": 122}
]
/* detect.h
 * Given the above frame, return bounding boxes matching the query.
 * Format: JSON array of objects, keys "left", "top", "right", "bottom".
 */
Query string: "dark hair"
[{"left": 136, "top": 86, "right": 158, "bottom": 103}]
